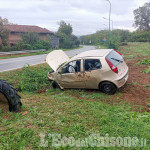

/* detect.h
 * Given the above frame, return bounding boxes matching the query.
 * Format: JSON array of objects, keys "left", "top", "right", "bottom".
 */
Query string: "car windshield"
[
  {"left": 56, "top": 62, "right": 66, "bottom": 71},
  {"left": 106, "top": 50, "right": 123, "bottom": 67}
]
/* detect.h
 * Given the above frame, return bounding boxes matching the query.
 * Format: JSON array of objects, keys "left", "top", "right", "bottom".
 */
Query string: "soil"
[{"left": 118, "top": 57, "right": 150, "bottom": 112}]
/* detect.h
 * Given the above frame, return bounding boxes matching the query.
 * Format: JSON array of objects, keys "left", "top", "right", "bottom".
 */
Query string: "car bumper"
[
  {"left": 47, "top": 72, "right": 55, "bottom": 81},
  {"left": 114, "top": 71, "right": 129, "bottom": 88}
]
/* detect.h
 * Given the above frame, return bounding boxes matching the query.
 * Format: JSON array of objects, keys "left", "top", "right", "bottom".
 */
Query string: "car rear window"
[{"left": 106, "top": 50, "right": 123, "bottom": 67}]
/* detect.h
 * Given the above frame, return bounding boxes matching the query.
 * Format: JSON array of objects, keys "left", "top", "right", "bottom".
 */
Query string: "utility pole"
[
  {"left": 103, "top": 17, "right": 113, "bottom": 30},
  {"left": 105, "top": 0, "right": 111, "bottom": 47},
  {"left": 105, "top": 0, "right": 111, "bottom": 32}
]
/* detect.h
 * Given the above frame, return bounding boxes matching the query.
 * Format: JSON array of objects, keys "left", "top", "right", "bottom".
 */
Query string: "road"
[{"left": 0, "top": 46, "right": 96, "bottom": 72}]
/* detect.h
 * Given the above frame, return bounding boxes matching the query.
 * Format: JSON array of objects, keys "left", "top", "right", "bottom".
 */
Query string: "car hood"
[{"left": 46, "top": 50, "right": 69, "bottom": 71}]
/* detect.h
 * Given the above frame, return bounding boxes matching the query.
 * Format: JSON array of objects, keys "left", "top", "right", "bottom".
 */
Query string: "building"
[{"left": 4, "top": 25, "right": 54, "bottom": 46}]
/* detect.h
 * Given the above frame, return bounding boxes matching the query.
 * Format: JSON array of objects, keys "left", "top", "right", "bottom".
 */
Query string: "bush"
[
  {"left": 20, "top": 65, "right": 50, "bottom": 92},
  {"left": 22, "top": 44, "right": 33, "bottom": 50},
  {"left": 22, "top": 32, "right": 39, "bottom": 45},
  {"left": 0, "top": 46, "right": 12, "bottom": 52}
]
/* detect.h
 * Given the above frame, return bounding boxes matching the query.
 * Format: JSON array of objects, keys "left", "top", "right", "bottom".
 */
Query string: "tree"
[
  {"left": 57, "top": 21, "right": 72, "bottom": 36},
  {"left": 56, "top": 21, "right": 79, "bottom": 49},
  {"left": 133, "top": 2, "right": 150, "bottom": 31},
  {"left": 0, "top": 17, "right": 10, "bottom": 48}
]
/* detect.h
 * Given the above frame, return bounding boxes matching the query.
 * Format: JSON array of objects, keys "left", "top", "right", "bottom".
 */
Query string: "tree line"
[{"left": 80, "top": 29, "right": 150, "bottom": 49}]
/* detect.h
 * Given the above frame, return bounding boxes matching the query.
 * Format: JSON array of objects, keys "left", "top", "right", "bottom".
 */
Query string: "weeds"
[
  {"left": 0, "top": 64, "right": 51, "bottom": 93},
  {"left": 142, "top": 67, "right": 150, "bottom": 74},
  {"left": 140, "top": 59, "right": 150, "bottom": 65},
  {"left": 20, "top": 65, "right": 50, "bottom": 92}
]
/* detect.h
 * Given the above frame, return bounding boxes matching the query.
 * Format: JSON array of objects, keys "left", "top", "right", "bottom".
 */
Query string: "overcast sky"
[{"left": 0, "top": 0, "right": 149, "bottom": 35}]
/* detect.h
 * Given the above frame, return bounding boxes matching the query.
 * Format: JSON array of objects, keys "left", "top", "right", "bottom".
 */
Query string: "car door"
[
  {"left": 83, "top": 59, "right": 103, "bottom": 89},
  {"left": 57, "top": 59, "right": 86, "bottom": 89}
]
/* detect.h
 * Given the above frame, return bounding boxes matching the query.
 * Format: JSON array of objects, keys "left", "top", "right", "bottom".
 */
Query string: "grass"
[
  {"left": 119, "top": 42, "right": 150, "bottom": 58},
  {"left": 0, "top": 64, "right": 51, "bottom": 93},
  {"left": 140, "top": 59, "right": 150, "bottom": 65},
  {"left": 0, "top": 87, "right": 150, "bottom": 149},
  {"left": 124, "top": 55, "right": 136, "bottom": 59},
  {"left": 142, "top": 67, "right": 150, "bottom": 74},
  {"left": 144, "top": 85, "right": 150, "bottom": 89},
  {"left": 96, "top": 45, "right": 108, "bottom": 49},
  {"left": 0, "top": 42, "right": 150, "bottom": 149},
  {"left": 0, "top": 50, "right": 52, "bottom": 59}
]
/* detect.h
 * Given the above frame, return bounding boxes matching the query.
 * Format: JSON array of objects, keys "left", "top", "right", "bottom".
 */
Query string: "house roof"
[{"left": 4, "top": 25, "right": 53, "bottom": 34}]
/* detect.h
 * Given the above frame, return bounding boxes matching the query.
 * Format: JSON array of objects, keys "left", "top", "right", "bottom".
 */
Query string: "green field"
[{"left": 0, "top": 42, "right": 150, "bottom": 149}]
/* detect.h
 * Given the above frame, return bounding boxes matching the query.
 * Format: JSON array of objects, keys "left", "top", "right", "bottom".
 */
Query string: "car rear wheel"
[{"left": 99, "top": 82, "right": 117, "bottom": 95}]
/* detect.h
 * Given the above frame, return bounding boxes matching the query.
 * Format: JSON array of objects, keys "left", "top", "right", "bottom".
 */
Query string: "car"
[{"left": 46, "top": 49, "right": 128, "bottom": 94}]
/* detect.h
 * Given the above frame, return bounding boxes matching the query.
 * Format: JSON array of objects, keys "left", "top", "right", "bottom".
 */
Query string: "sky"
[{"left": 0, "top": 0, "right": 149, "bottom": 35}]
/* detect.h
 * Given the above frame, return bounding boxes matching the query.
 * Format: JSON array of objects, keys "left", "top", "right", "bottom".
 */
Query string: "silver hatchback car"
[{"left": 46, "top": 49, "right": 128, "bottom": 94}]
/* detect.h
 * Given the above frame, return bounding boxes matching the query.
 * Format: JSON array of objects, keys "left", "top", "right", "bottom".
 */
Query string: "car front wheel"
[
  {"left": 52, "top": 81, "right": 60, "bottom": 89},
  {"left": 99, "top": 82, "right": 117, "bottom": 95}
]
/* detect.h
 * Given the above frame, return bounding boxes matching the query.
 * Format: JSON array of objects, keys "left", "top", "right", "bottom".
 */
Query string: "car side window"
[
  {"left": 84, "top": 59, "right": 101, "bottom": 71},
  {"left": 61, "top": 60, "right": 81, "bottom": 74}
]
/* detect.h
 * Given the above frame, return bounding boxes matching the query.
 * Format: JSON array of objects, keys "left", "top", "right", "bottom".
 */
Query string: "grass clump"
[
  {"left": 142, "top": 67, "right": 150, "bottom": 74},
  {"left": 140, "top": 59, "right": 150, "bottom": 65},
  {"left": 20, "top": 65, "right": 50, "bottom": 92},
  {"left": 0, "top": 63, "right": 51, "bottom": 93}
]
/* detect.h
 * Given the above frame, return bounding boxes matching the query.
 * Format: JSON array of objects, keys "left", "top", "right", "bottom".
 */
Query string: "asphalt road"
[{"left": 0, "top": 46, "right": 96, "bottom": 72}]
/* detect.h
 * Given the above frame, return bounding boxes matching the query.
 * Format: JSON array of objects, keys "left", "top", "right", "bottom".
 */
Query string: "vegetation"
[
  {"left": 0, "top": 50, "right": 52, "bottom": 59},
  {"left": 0, "top": 64, "right": 50, "bottom": 93},
  {"left": 1, "top": 33, "right": 52, "bottom": 52},
  {"left": 0, "top": 42, "right": 150, "bottom": 149},
  {"left": 133, "top": 2, "right": 150, "bottom": 31},
  {"left": 81, "top": 29, "right": 150, "bottom": 49},
  {"left": 119, "top": 42, "right": 150, "bottom": 57},
  {"left": 56, "top": 21, "right": 80, "bottom": 49},
  {"left": 140, "top": 59, "right": 150, "bottom": 65},
  {"left": 142, "top": 67, "right": 150, "bottom": 74},
  {"left": 80, "top": 29, "right": 130, "bottom": 49},
  {"left": 0, "top": 17, "right": 10, "bottom": 49}
]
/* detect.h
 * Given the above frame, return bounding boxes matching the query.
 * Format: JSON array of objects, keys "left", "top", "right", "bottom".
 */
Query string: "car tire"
[
  {"left": 99, "top": 82, "right": 117, "bottom": 95},
  {"left": 52, "top": 81, "right": 60, "bottom": 89},
  {"left": 0, "top": 80, "right": 22, "bottom": 112}
]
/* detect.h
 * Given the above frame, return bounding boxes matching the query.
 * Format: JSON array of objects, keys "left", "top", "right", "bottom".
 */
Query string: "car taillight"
[
  {"left": 105, "top": 58, "right": 118, "bottom": 74},
  {"left": 114, "top": 50, "right": 122, "bottom": 55}
]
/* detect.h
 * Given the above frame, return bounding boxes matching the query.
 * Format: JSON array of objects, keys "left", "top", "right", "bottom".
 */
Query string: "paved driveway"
[{"left": 0, "top": 46, "right": 96, "bottom": 72}]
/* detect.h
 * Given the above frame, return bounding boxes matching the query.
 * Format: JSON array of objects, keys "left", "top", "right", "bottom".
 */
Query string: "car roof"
[{"left": 71, "top": 49, "right": 113, "bottom": 60}]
